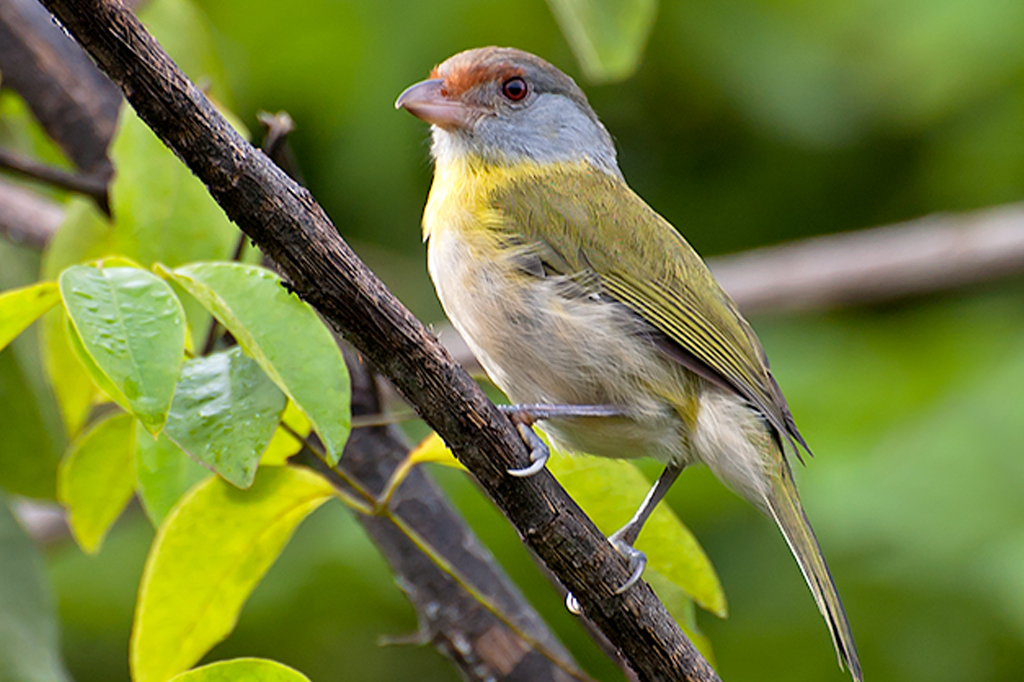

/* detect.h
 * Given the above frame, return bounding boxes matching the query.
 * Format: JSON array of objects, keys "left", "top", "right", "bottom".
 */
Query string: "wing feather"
[{"left": 489, "top": 163, "right": 807, "bottom": 453}]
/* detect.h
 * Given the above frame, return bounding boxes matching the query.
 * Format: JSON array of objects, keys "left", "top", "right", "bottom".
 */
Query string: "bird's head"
[{"left": 396, "top": 47, "right": 620, "bottom": 177}]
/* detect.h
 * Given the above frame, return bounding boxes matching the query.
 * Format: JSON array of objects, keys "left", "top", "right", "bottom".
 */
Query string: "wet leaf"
[
  {"left": 164, "top": 348, "right": 286, "bottom": 488},
  {"left": 59, "top": 266, "right": 186, "bottom": 433},
  {"left": 165, "top": 263, "right": 350, "bottom": 464}
]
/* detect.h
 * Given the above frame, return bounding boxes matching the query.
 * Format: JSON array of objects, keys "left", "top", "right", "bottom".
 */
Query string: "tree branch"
[
  {"left": 0, "top": 146, "right": 110, "bottom": 210},
  {"left": 710, "top": 203, "right": 1024, "bottom": 314},
  {"left": 36, "top": 1, "right": 717, "bottom": 680}
]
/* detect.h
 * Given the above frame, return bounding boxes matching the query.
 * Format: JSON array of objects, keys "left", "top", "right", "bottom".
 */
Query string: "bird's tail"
[{"left": 765, "top": 458, "right": 863, "bottom": 682}]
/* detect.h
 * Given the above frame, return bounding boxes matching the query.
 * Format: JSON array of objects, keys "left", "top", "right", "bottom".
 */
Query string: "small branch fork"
[{"left": 35, "top": 0, "right": 719, "bottom": 680}]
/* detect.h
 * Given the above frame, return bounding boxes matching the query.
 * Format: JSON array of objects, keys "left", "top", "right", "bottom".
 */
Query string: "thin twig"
[
  {"left": 277, "top": 420, "right": 377, "bottom": 508},
  {"left": 0, "top": 146, "right": 110, "bottom": 213}
]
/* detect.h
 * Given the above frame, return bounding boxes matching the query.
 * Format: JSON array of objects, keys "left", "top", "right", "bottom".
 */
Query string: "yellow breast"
[{"left": 422, "top": 155, "right": 578, "bottom": 242}]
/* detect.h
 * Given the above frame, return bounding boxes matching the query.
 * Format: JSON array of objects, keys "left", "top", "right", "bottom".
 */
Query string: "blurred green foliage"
[{"left": 1, "top": 0, "right": 1023, "bottom": 681}]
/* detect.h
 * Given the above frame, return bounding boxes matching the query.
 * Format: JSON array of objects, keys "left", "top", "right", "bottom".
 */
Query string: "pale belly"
[{"left": 427, "top": 228, "right": 698, "bottom": 464}]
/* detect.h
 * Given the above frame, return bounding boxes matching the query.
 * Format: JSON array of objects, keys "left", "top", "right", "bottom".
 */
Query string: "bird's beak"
[{"left": 395, "top": 78, "right": 477, "bottom": 130}]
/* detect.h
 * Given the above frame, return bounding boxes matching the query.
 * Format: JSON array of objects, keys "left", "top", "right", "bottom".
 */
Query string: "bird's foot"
[
  {"left": 609, "top": 528, "right": 647, "bottom": 594},
  {"left": 561, "top": 532, "right": 646, "bottom": 612},
  {"left": 506, "top": 420, "right": 549, "bottom": 477},
  {"left": 498, "top": 403, "right": 625, "bottom": 477}
]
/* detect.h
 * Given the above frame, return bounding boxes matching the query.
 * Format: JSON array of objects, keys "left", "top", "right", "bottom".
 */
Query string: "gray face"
[{"left": 429, "top": 48, "right": 622, "bottom": 179}]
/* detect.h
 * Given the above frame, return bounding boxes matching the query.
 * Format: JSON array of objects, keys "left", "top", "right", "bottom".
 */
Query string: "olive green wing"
[{"left": 490, "top": 165, "right": 807, "bottom": 452}]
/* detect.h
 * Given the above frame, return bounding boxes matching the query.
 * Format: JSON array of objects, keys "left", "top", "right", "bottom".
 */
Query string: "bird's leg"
[
  {"left": 608, "top": 459, "right": 686, "bottom": 593},
  {"left": 498, "top": 403, "right": 626, "bottom": 477}
]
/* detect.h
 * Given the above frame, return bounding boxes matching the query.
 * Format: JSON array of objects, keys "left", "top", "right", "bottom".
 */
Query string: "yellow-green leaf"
[
  {"left": 409, "top": 432, "right": 465, "bottom": 470},
  {"left": 0, "top": 282, "right": 60, "bottom": 353},
  {"left": 57, "top": 412, "right": 137, "bottom": 554},
  {"left": 407, "top": 431, "right": 725, "bottom": 615},
  {"left": 168, "top": 658, "right": 311, "bottom": 682},
  {"left": 42, "top": 308, "right": 100, "bottom": 437},
  {"left": 261, "top": 402, "right": 311, "bottom": 466},
  {"left": 131, "top": 466, "right": 335, "bottom": 682}
]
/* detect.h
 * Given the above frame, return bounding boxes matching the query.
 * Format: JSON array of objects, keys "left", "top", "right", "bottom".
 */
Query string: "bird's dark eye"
[{"left": 502, "top": 77, "right": 528, "bottom": 101}]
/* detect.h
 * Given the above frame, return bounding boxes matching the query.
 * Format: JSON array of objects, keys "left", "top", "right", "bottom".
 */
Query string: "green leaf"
[
  {"left": 0, "top": 497, "right": 72, "bottom": 682},
  {"left": 548, "top": 451, "right": 727, "bottom": 617},
  {"left": 134, "top": 422, "right": 210, "bottom": 527},
  {"left": 165, "top": 263, "right": 350, "bottom": 464},
  {"left": 131, "top": 466, "right": 335, "bottom": 682},
  {"left": 57, "top": 412, "right": 137, "bottom": 554},
  {"left": 164, "top": 348, "right": 287, "bottom": 488},
  {"left": 547, "top": 0, "right": 658, "bottom": 82},
  {"left": 0, "top": 283, "right": 60, "bottom": 353},
  {"left": 59, "top": 265, "right": 186, "bottom": 433},
  {"left": 168, "top": 659, "right": 311, "bottom": 682},
  {"left": 108, "top": 107, "right": 238, "bottom": 271}
]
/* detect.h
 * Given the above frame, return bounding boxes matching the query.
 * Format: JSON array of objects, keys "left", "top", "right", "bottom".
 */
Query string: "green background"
[{"left": 3, "top": 0, "right": 1024, "bottom": 681}]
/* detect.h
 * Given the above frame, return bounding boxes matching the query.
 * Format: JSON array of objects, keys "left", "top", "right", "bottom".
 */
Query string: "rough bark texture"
[{"left": 35, "top": 1, "right": 720, "bottom": 680}]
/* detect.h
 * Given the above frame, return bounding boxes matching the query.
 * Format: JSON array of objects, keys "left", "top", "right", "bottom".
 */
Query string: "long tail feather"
[{"left": 765, "top": 459, "right": 863, "bottom": 682}]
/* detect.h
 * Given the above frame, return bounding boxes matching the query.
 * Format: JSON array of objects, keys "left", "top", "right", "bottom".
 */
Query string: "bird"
[{"left": 396, "top": 46, "right": 862, "bottom": 681}]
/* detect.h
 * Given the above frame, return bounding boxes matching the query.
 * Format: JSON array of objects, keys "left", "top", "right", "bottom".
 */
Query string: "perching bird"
[{"left": 397, "top": 47, "right": 861, "bottom": 681}]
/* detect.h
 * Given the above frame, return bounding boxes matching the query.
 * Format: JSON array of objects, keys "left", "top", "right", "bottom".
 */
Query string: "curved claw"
[
  {"left": 610, "top": 534, "right": 648, "bottom": 594},
  {"left": 507, "top": 456, "right": 547, "bottom": 477},
  {"left": 565, "top": 591, "right": 582, "bottom": 615},
  {"left": 507, "top": 422, "right": 550, "bottom": 477}
]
